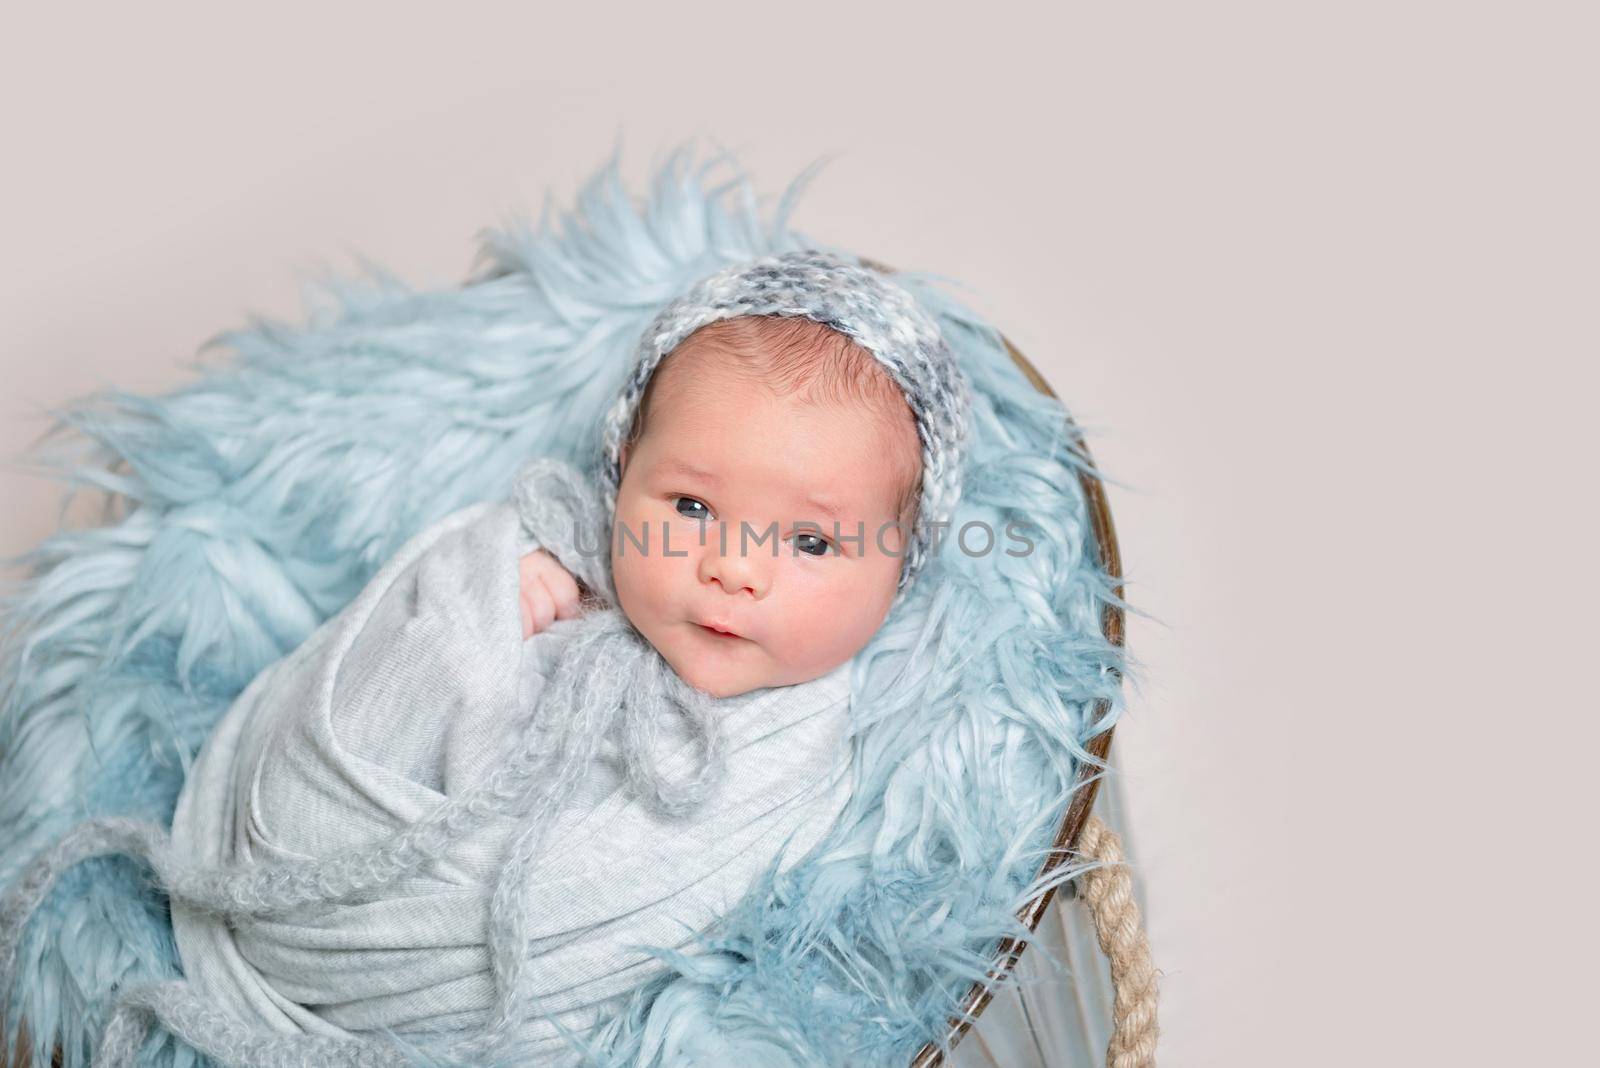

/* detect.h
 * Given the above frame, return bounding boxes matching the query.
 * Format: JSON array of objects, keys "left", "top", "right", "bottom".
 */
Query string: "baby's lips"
[{"left": 693, "top": 617, "right": 752, "bottom": 641}]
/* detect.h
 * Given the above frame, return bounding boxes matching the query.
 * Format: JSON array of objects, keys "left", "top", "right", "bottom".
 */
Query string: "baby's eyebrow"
[
  {"left": 801, "top": 495, "right": 847, "bottom": 523},
  {"left": 657, "top": 457, "right": 854, "bottom": 522},
  {"left": 655, "top": 458, "right": 720, "bottom": 484}
]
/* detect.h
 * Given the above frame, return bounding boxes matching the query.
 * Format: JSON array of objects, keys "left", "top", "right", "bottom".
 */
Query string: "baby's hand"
[{"left": 518, "top": 549, "right": 583, "bottom": 639}]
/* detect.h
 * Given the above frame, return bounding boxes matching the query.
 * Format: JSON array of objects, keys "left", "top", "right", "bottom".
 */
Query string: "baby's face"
[{"left": 611, "top": 339, "right": 917, "bottom": 698}]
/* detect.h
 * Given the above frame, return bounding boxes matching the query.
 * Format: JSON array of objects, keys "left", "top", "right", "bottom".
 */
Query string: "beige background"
[{"left": 2, "top": 3, "right": 1593, "bottom": 1064}]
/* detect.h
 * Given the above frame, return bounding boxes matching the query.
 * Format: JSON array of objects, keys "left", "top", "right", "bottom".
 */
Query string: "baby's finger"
[
  {"left": 519, "top": 585, "right": 535, "bottom": 639},
  {"left": 539, "top": 562, "right": 583, "bottom": 620},
  {"left": 525, "top": 585, "right": 556, "bottom": 636},
  {"left": 518, "top": 551, "right": 545, "bottom": 639}
]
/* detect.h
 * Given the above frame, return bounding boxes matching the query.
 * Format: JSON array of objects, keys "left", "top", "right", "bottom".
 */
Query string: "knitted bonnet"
[{"left": 596, "top": 248, "right": 974, "bottom": 594}]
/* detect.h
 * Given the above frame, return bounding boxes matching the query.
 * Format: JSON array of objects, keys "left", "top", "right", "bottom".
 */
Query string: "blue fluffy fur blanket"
[{"left": 0, "top": 143, "right": 1127, "bottom": 1067}]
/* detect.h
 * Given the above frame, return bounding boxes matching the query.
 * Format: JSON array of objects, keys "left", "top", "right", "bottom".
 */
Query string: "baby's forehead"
[
  {"left": 663, "top": 323, "right": 913, "bottom": 445},
  {"left": 658, "top": 317, "right": 907, "bottom": 414},
  {"left": 641, "top": 319, "right": 922, "bottom": 516}
]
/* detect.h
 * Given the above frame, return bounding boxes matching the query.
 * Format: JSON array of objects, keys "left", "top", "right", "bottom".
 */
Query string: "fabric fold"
[{"left": 165, "top": 456, "right": 855, "bottom": 1056}]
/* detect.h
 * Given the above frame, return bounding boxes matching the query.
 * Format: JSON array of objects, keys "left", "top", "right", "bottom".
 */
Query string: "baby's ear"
[{"left": 619, "top": 443, "right": 631, "bottom": 477}]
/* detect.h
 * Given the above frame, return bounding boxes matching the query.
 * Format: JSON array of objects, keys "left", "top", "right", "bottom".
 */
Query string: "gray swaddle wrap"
[{"left": 11, "top": 456, "right": 853, "bottom": 1065}]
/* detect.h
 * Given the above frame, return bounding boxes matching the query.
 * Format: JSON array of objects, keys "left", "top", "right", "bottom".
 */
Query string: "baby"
[
  {"left": 0, "top": 249, "right": 974, "bottom": 1067},
  {"left": 517, "top": 313, "right": 924, "bottom": 698}
]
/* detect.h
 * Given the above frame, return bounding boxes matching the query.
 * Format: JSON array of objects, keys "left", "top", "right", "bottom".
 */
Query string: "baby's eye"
[
  {"left": 793, "top": 531, "right": 835, "bottom": 558},
  {"left": 673, "top": 496, "right": 712, "bottom": 521}
]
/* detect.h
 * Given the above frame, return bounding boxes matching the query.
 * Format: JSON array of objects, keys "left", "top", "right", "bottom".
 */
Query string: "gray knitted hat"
[{"left": 597, "top": 248, "right": 974, "bottom": 593}]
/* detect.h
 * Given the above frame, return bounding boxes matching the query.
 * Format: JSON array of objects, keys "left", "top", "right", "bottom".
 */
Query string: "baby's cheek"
[
  {"left": 780, "top": 583, "right": 866, "bottom": 671},
  {"left": 611, "top": 559, "right": 645, "bottom": 633},
  {"left": 612, "top": 548, "right": 681, "bottom": 653}
]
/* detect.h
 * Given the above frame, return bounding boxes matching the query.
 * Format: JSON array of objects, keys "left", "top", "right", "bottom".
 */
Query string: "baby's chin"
[
  {"left": 618, "top": 606, "right": 831, "bottom": 698},
  {"left": 656, "top": 629, "right": 795, "bottom": 699},
  {"left": 664, "top": 647, "right": 765, "bottom": 699}
]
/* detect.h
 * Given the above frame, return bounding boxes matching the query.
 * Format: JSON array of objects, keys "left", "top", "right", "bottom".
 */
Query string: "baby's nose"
[{"left": 700, "top": 531, "right": 773, "bottom": 599}]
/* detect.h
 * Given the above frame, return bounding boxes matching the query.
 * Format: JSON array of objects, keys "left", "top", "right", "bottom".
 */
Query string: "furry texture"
[{"left": 0, "top": 142, "right": 1128, "bottom": 1067}]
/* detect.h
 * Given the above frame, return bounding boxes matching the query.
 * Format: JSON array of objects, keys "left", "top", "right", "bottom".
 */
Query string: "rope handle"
[{"left": 1076, "top": 814, "right": 1161, "bottom": 1068}]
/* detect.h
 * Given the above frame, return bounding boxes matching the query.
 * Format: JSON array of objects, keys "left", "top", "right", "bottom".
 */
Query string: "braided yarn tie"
[{"left": 1077, "top": 814, "right": 1160, "bottom": 1068}]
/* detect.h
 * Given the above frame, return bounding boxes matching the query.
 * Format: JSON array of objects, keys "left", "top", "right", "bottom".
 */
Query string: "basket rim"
[{"left": 899, "top": 324, "right": 1125, "bottom": 1067}]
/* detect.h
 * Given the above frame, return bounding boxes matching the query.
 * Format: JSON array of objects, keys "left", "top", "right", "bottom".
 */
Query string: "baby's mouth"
[{"left": 693, "top": 621, "right": 748, "bottom": 642}]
